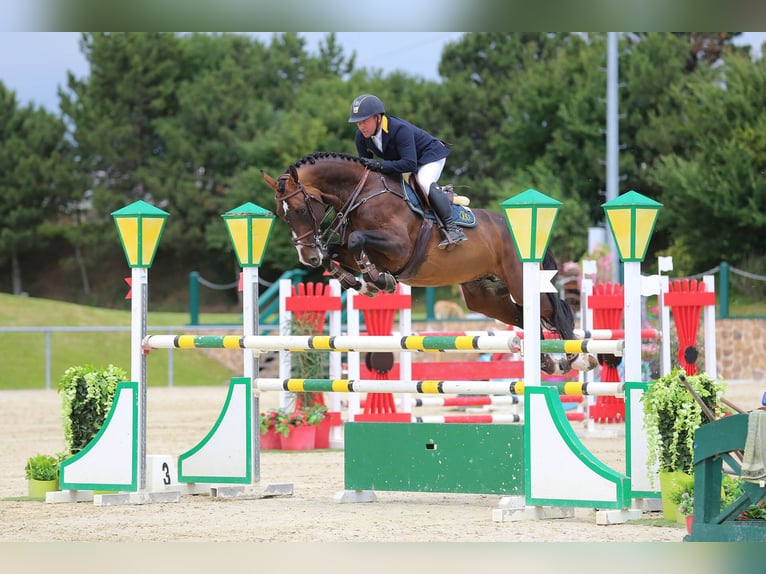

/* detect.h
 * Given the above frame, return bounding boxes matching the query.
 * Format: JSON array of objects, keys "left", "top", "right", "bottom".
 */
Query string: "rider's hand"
[{"left": 360, "top": 157, "right": 383, "bottom": 172}]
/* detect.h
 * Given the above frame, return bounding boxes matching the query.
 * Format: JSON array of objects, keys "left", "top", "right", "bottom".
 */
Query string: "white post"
[
  {"left": 278, "top": 279, "right": 292, "bottom": 410},
  {"left": 346, "top": 289, "right": 361, "bottom": 421},
  {"left": 523, "top": 261, "right": 541, "bottom": 386},
  {"left": 623, "top": 260, "right": 642, "bottom": 382},
  {"left": 398, "top": 284, "right": 413, "bottom": 413},
  {"left": 328, "top": 279, "right": 344, "bottom": 447},
  {"left": 659, "top": 275, "right": 671, "bottom": 377},
  {"left": 242, "top": 267, "right": 259, "bottom": 483},
  {"left": 130, "top": 266, "right": 148, "bottom": 491},
  {"left": 703, "top": 275, "right": 717, "bottom": 378}
]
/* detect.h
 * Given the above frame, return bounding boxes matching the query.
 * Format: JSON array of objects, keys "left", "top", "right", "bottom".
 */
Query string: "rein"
[{"left": 322, "top": 169, "right": 401, "bottom": 244}]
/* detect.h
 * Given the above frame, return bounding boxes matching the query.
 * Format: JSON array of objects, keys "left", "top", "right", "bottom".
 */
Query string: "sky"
[
  {"left": 0, "top": 32, "right": 466, "bottom": 112},
  {"left": 1, "top": 32, "right": 764, "bottom": 113}
]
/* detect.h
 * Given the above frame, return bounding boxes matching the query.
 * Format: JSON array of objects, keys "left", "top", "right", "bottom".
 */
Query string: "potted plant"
[
  {"left": 259, "top": 409, "right": 284, "bottom": 450},
  {"left": 670, "top": 480, "right": 694, "bottom": 531},
  {"left": 274, "top": 408, "right": 324, "bottom": 450},
  {"left": 641, "top": 368, "right": 725, "bottom": 520},
  {"left": 25, "top": 453, "right": 63, "bottom": 500}
]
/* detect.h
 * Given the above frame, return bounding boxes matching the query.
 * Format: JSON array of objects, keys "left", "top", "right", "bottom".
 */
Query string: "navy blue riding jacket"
[{"left": 354, "top": 114, "right": 450, "bottom": 174}]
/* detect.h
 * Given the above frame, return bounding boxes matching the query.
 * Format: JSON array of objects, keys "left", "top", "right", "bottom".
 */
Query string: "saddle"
[{"left": 400, "top": 176, "right": 477, "bottom": 228}]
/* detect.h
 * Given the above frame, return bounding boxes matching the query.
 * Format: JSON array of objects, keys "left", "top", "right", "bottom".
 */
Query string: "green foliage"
[
  {"left": 641, "top": 369, "right": 726, "bottom": 477},
  {"left": 721, "top": 474, "right": 766, "bottom": 520},
  {"left": 58, "top": 364, "right": 126, "bottom": 455},
  {"left": 24, "top": 453, "right": 62, "bottom": 481}
]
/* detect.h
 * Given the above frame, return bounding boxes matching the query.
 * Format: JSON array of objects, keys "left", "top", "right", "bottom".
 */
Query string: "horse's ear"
[
  {"left": 261, "top": 170, "right": 278, "bottom": 192},
  {"left": 289, "top": 166, "right": 300, "bottom": 183}
]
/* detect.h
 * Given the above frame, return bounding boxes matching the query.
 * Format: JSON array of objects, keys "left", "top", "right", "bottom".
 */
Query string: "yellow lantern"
[
  {"left": 222, "top": 203, "right": 275, "bottom": 267},
  {"left": 112, "top": 201, "right": 169, "bottom": 268},
  {"left": 501, "top": 189, "right": 561, "bottom": 262},
  {"left": 602, "top": 191, "right": 662, "bottom": 262}
]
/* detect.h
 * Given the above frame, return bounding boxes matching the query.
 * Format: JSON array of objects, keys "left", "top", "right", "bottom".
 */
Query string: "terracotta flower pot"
[
  {"left": 260, "top": 427, "right": 281, "bottom": 450},
  {"left": 279, "top": 425, "right": 316, "bottom": 451}
]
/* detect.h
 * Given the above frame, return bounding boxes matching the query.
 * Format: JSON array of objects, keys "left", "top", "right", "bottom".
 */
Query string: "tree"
[
  {"left": 649, "top": 52, "right": 766, "bottom": 272},
  {"left": 0, "top": 85, "right": 71, "bottom": 294}
]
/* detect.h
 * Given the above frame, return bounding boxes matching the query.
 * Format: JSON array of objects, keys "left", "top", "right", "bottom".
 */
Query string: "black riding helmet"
[{"left": 348, "top": 94, "right": 385, "bottom": 122}]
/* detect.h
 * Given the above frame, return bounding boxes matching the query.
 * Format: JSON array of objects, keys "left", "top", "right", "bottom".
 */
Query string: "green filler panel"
[{"left": 344, "top": 422, "right": 524, "bottom": 495}]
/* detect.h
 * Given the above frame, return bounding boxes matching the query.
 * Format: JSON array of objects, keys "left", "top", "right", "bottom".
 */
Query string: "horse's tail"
[{"left": 542, "top": 251, "right": 575, "bottom": 340}]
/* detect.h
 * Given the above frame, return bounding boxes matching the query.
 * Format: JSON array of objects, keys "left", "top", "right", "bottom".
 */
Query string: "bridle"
[
  {"left": 277, "top": 166, "right": 400, "bottom": 249},
  {"left": 276, "top": 173, "right": 325, "bottom": 249}
]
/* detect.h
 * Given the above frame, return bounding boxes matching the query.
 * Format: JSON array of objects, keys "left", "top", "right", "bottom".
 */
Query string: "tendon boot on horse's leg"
[
  {"left": 353, "top": 251, "right": 397, "bottom": 294},
  {"left": 429, "top": 182, "right": 466, "bottom": 250},
  {"left": 324, "top": 259, "right": 363, "bottom": 291}
]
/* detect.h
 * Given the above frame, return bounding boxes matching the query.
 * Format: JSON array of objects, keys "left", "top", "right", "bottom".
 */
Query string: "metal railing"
[{"left": 0, "top": 324, "right": 249, "bottom": 389}]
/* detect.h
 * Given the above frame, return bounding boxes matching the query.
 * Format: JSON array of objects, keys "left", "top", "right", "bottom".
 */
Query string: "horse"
[{"left": 261, "top": 151, "right": 597, "bottom": 375}]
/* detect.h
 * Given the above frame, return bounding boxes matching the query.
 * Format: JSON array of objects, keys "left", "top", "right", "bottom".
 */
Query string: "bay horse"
[{"left": 261, "top": 151, "right": 596, "bottom": 375}]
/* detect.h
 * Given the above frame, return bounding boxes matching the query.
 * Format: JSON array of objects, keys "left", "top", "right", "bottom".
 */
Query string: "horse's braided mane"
[{"left": 287, "top": 151, "right": 365, "bottom": 172}]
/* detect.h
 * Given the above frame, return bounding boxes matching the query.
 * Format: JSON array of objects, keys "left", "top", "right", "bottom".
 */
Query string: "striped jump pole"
[
  {"left": 142, "top": 334, "right": 624, "bottom": 356},
  {"left": 413, "top": 328, "right": 658, "bottom": 340},
  {"left": 410, "top": 395, "right": 583, "bottom": 408},
  {"left": 254, "top": 378, "right": 627, "bottom": 397}
]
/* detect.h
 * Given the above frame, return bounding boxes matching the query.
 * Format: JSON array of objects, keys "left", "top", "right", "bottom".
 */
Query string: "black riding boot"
[{"left": 429, "top": 183, "right": 467, "bottom": 250}]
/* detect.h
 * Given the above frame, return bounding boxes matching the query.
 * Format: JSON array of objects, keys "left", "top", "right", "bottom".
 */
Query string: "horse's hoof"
[
  {"left": 570, "top": 354, "right": 599, "bottom": 372},
  {"left": 359, "top": 283, "right": 380, "bottom": 298}
]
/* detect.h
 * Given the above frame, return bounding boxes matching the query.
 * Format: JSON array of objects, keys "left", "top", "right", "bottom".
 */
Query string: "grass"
[{"left": 0, "top": 293, "right": 237, "bottom": 390}]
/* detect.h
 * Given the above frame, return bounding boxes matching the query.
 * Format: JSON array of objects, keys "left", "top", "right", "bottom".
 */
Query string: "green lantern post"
[
  {"left": 501, "top": 189, "right": 561, "bottom": 386},
  {"left": 602, "top": 190, "right": 661, "bottom": 383},
  {"left": 112, "top": 200, "right": 169, "bottom": 494},
  {"left": 222, "top": 202, "right": 275, "bottom": 487}
]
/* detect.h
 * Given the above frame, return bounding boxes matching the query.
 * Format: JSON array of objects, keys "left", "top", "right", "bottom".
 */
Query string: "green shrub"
[{"left": 58, "top": 364, "right": 127, "bottom": 454}]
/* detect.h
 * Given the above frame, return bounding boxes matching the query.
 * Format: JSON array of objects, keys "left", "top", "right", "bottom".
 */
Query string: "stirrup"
[{"left": 438, "top": 228, "right": 467, "bottom": 250}]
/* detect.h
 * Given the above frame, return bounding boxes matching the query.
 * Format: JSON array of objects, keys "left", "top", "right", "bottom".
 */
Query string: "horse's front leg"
[
  {"left": 348, "top": 230, "right": 397, "bottom": 295},
  {"left": 322, "top": 244, "right": 364, "bottom": 291}
]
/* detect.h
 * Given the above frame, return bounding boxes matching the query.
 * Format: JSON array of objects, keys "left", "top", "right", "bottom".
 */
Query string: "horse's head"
[{"left": 261, "top": 164, "right": 327, "bottom": 267}]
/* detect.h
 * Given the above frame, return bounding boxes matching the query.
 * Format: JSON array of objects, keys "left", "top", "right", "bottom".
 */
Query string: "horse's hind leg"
[
  {"left": 460, "top": 280, "right": 586, "bottom": 376},
  {"left": 460, "top": 280, "right": 523, "bottom": 328}
]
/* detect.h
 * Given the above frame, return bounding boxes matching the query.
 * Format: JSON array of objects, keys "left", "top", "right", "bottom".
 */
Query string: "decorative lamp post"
[
  {"left": 222, "top": 202, "right": 275, "bottom": 379},
  {"left": 223, "top": 202, "right": 275, "bottom": 486},
  {"left": 112, "top": 200, "right": 169, "bottom": 491},
  {"left": 501, "top": 189, "right": 561, "bottom": 386},
  {"left": 602, "top": 190, "right": 662, "bottom": 383}
]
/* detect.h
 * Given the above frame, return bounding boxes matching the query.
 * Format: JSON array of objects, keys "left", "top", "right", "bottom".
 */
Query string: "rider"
[{"left": 348, "top": 93, "right": 466, "bottom": 249}]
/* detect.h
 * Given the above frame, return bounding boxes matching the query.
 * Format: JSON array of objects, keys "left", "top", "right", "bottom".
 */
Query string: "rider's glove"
[{"left": 360, "top": 157, "right": 383, "bottom": 172}]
